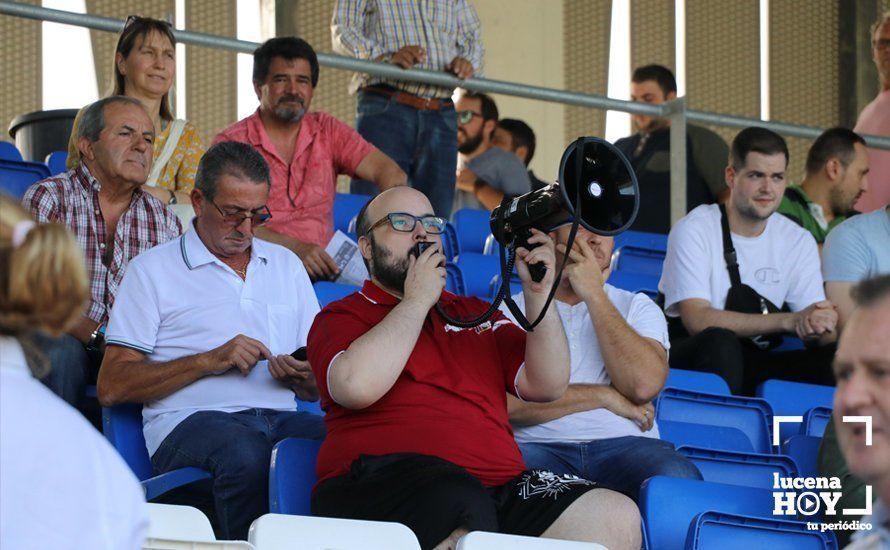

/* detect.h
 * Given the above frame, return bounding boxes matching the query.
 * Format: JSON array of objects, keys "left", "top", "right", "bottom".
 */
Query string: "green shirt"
[{"left": 777, "top": 185, "right": 847, "bottom": 244}]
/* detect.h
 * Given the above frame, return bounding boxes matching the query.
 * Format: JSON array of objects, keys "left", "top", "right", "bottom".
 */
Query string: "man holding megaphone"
[{"left": 306, "top": 186, "right": 642, "bottom": 550}]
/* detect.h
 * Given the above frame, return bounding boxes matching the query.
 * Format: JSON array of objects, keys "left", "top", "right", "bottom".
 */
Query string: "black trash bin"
[{"left": 8, "top": 108, "right": 79, "bottom": 163}]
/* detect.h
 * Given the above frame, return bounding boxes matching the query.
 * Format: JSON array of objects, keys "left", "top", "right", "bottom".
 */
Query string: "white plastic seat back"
[
  {"left": 146, "top": 503, "right": 216, "bottom": 541},
  {"left": 456, "top": 531, "right": 607, "bottom": 549},
  {"left": 143, "top": 539, "right": 255, "bottom": 549},
  {"left": 248, "top": 513, "right": 421, "bottom": 550}
]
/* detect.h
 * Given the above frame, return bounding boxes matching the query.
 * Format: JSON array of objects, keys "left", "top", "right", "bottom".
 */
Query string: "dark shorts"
[{"left": 311, "top": 453, "right": 597, "bottom": 550}]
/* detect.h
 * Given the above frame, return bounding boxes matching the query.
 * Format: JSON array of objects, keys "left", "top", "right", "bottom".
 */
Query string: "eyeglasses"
[
  {"left": 365, "top": 212, "right": 447, "bottom": 235},
  {"left": 208, "top": 199, "right": 273, "bottom": 227},
  {"left": 874, "top": 38, "right": 890, "bottom": 50},
  {"left": 457, "top": 110, "right": 483, "bottom": 125}
]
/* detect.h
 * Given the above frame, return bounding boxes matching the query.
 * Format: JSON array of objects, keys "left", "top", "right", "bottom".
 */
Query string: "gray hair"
[
  {"left": 195, "top": 141, "right": 271, "bottom": 202},
  {"left": 872, "top": 12, "right": 890, "bottom": 43},
  {"left": 77, "top": 96, "right": 145, "bottom": 143}
]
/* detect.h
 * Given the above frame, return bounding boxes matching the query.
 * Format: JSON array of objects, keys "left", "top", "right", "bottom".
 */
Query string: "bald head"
[{"left": 356, "top": 187, "right": 435, "bottom": 239}]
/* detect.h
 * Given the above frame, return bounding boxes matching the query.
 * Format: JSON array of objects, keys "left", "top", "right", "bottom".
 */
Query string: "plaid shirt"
[
  {"left": 332, "top": 0, "right": 484, "bottom": 98},
  {"left": 22, "top": 165, "right": 181, "bottom": 324}
]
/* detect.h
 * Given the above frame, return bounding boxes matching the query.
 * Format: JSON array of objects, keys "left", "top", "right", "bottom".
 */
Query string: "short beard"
[
  {"left": 273, "top": 98, "right": 306, "bottom": 124},
  {"left": 458, "top": 130, "right": 484, "bottom": 155},
  {"left": 638, "top": 116, "right": 670, "bottom": 134},
  {"left": 735, "top": 201, "right": 773, "bottom": 222},
  {"left": 368, "top": 234, "right": 410, "bottom": 293}
]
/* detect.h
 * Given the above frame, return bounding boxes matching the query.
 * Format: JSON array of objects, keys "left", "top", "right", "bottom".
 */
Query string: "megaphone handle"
[{"left": 515, "top": 228, "right": 546, "bottom": 283}]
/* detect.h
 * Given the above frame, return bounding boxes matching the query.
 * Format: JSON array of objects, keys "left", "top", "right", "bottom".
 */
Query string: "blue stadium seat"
[
  {"left": 756, "top": 380, "right": 834, "bottom": 443},
  {"left": 296, "top": 397, "right": 324, "bottom": 416},
  {"left": 801, "top": 406, "right": 832, "bottom": 438},
  {"left": 640, "top": 476, "right": 776, "bottom": 550},
  {"left": 314, "top": 281, "right": 360, "bottom": 308},
  {"left": 0, "top": 158, "right": 51, "bottom": 199},
  {"left": 676, "top": 447, "right": 798, "bottom": 490},
  {"left": 441, "top": 221, "right": 460, "bottom": 261},
  {"left": 665, "top": 369, "right": 731, "bottom": 395},
  {"left": 610, "top": 245, "right": 666, "bottom": 278},
  {"left": 781, "top": 434, "right": 821, "bottom": 479},
  {"left": 613, "top": 229, "right": 668, "bottom": 252},
  {"left": 45, "top": 151, "right": 68, "bottom": 175},
  {"left": 607, "top": 270, "right": 660, "bottom": 300},
  {"left": 452, "top": 208, "right": 492, "bottom": 254},
  {"left": 686, "top": 511, "right": 838, "bottom": 549},
  {"left": 658, "top": 420, "right": 755, "bottom": 453},
  {"left": 333, "top": 193, "right": 371, "bottom": 234},
  {"left": 489, "top": 273, "right": 523, "bottom": 302},
  {"left": 445, "top": 262, "right": 465, "bottom": 295},
  {"left": 455, "top": 252, "right": 500, "bottom": 298},
  {"left": 102, "top": 403, "right": 211, "bottom": 501},
  {"left": 269, "top": 437, "right": 322, "bottom": 515},
  {"left": 655, "top": 388, "right": 774, "bottom": 454},
  {"left": 0, "top": 141, "right": 23, "bottom": 161}
]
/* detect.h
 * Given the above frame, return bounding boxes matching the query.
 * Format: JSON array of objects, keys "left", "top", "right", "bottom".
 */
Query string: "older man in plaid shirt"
[
  {"left": 332, "top": 0, "right": 484, "bottom": 219},
  {"left": 23, "top": 96, "right": 181, "bottom": 408}
]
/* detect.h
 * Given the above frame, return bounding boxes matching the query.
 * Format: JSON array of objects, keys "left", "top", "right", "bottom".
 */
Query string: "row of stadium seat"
[{"left": 0, "top": 143, "right": 68, "bottom": 199}]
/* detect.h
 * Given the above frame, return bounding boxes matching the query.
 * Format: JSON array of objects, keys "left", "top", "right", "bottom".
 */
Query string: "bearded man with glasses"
[
  {"left": 98, "top": 141, "right": 325, "bottom": 541},
  {"left": 306, "top": 186, "right": 642, "bottom": 550}
]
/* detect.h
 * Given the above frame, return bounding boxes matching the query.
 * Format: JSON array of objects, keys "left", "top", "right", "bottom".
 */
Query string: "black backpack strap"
[{"left": 718, "top": 204, "right": 743, "bottom": 289}]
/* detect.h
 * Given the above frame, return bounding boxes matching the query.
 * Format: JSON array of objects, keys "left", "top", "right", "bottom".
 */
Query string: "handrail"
[{"left": 3, "top": 0, "right": 889, "bottom": 150}]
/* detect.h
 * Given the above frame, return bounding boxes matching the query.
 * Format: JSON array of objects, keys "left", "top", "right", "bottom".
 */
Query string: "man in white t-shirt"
[
  {"left": 97, "top": 142, "right": 325, "bottom": 540},
  {"left": 505, "top": 225, "right": 701, "bottom": 502},
  {"left": 659, "top": 127, "right": 838, "bottom": 395}
]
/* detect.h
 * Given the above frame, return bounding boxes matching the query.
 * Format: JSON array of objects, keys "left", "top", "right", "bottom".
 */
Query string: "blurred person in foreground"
[{"left": 0, "top": 195, "right": 147, "bottom": 549}]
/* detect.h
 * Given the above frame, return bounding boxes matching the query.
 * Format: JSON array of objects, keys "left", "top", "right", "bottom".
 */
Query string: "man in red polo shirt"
[
  {"left": 214, "top": 37, "right": 406, "bottom": 281},
  {"left": 307, "top": 187, "right": 641, "bottom": 550}
]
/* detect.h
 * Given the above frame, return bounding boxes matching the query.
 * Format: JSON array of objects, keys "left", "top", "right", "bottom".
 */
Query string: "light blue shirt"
[
  {"left": 848, "top": 499, "right": 890, "bottom": 549},
  {"left": 823, "top": 207, "right": 890, "bottom": 282}
]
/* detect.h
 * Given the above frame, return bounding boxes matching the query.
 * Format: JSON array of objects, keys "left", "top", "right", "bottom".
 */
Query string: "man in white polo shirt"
[
  {"left": 504, "top": 225, "right": 701, "bottom": 502},
  {"left": 97, "top": 141, "right": 325, "bottom": 540}
]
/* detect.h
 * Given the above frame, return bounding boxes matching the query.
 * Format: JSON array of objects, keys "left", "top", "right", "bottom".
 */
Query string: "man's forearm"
[
  {"left": 70, "top": 315, "right": 100, "bottom": 344},
  {"left": 474, "top": 182, "right": 505, "bottom": 210},
  {"left": 683, "top": 306, "right": 793, "bottom": 338},
  {"left": 518, "top": 292, "right": 570, "bottom": 401},
  {"left": 327, "top": 299, "right": 427, "bottom": 409},
  {"left": 508, "top": 384, "right": 615, "bottom": 426},
  {"left": 587, "top": 292, "right": 666, "bottom": 404},
  {"left": 255, "top": 227, "right": 302, "bottom": 253},
  {"left": 97, "top": 350, "right": 211, "bottom": 406}
]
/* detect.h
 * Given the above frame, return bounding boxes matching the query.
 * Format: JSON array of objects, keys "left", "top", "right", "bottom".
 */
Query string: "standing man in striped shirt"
[
  {"left": 332, "top": 0, "right": 484, "bottom": 219},
  {"left": 22, "top": 96, "right": 181, "bottom": 408}
]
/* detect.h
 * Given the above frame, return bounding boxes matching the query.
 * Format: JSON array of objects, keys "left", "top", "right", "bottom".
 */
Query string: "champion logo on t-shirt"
[{"left": 755, "top": 267, "right": 782, "bottom": 285}]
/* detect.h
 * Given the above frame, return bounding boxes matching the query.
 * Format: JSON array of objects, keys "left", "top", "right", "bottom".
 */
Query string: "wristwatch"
[{"left": 168, "top": 190, "right": 177, "bottom": 205}]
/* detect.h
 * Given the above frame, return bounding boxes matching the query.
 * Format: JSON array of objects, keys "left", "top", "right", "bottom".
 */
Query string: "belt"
[{"left": 362, "top": 86, "right": 452, "bottom": 111}]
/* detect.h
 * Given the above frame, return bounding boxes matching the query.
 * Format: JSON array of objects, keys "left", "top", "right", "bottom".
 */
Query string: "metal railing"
[{"left": 3, "top": 0, "right": 887, "bottom": 222}]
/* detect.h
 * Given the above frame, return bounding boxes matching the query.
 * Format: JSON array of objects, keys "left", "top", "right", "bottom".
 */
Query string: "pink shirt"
[
  {"left": 214, "top": 110, "right": 376, "bottom": 246},
  {"left": 855, "top": 90, "right": 890, "bottom": 212}
]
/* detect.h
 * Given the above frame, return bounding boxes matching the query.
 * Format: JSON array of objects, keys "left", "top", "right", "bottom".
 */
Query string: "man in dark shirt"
[{"left": 614, "top": 64, "right": 729, "bottom": 234}]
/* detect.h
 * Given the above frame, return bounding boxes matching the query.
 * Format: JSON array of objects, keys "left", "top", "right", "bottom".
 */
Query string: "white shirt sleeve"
[
  {"left": 106, "top": 258, "right": 161, "bottom": 354},
  {"left": 784, "top": 230, "right": 826, "bottom": 312},
  {"left": 660, "top": 215, "right": 714, "bottom": 317},
  {"left": 626, "top": 293, "right": 671, "bottom": 351}
]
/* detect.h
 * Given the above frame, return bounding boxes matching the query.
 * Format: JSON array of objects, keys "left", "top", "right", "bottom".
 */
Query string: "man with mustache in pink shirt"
[{"left": 216, "top": 37, "right": 406, "bottom": 282}]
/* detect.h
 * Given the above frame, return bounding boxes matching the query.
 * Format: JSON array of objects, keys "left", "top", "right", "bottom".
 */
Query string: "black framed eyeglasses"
[
  {"left": 365, "top": 212, "right": 447, "bottom": 235},
  {"left": 208, "top": 199, "right": 273, "bottom": 227},
  {"left": 457, "top": 110, "right": 483, "bottom": 125}
]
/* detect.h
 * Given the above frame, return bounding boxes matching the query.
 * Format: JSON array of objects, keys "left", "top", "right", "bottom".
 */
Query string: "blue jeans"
[
  {"left": 352, "top": 90, "right": 458, "bottom": 219},
  {"left": 35, "top": 333, "right": 92, "bottom": 408},
  {"left": 518, "top": 436, "right": 702, "bottom": 502},
  {"left": 151, "top": 408, "right": 326, "bottom": 540}
]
